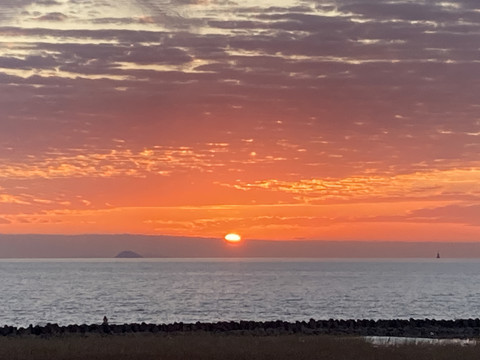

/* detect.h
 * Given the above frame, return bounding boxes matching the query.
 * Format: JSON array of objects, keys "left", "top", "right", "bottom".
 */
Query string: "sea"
[{"left": 0, "top": 258, "right": 479, "bottom": 327}]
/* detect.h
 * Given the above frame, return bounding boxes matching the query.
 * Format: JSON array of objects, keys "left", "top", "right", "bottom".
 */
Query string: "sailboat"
[{"left": 436, "top": 252, "right": 440, "bottom": 259}]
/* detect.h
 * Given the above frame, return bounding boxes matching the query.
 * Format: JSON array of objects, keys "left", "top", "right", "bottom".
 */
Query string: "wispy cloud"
[
  {"left": 220, "top": 168, "right": 480, "bottom": 203},
  {"left": 0, "top": 194, "right": 30, "bottom": 205},
  {"left": 0, "top": 146, "right": 226, "bottom": 179},
  {"left": 34, "top": 12, "right": 68, "bottom": 21}
]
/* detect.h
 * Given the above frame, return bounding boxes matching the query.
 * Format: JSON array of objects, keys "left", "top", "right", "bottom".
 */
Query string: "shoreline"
[{"left": 3, "top": 318, "right": 480, "bottom": 338}]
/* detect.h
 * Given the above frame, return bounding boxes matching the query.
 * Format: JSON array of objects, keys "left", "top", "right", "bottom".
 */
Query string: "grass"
[{"left": 0, "top": 333, "right": 478, "bottom": 360}]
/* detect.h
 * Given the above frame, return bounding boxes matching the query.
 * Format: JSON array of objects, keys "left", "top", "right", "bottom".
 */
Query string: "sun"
[{"left": 224, "top": 233, "right": 242, "bottom": 243}]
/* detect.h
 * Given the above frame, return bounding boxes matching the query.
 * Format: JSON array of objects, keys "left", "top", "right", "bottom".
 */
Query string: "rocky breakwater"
[{"left": 2, "top": 319, "right": 480, "bottom": 338}]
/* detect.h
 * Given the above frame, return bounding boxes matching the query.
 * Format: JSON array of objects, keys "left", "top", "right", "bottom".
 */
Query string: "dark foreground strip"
[{"left": 2, "top": 319, "right": 480, "bottom": 338}]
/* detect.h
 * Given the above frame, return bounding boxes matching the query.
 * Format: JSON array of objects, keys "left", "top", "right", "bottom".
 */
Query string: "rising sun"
[{"left": 224, "top": 233, "right": 242, "bottom": 243}]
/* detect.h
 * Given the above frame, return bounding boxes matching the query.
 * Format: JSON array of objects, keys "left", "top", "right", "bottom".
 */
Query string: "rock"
[{"left": 3, "top": 318, "right": 480, "bottom": 338}]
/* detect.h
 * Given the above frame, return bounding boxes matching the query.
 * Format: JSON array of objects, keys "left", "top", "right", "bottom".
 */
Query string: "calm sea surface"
[{"left": 0, "top": 258, "right": 479, "bottom": 327}]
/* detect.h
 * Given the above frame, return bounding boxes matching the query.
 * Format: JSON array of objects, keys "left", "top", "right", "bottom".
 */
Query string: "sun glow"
[{"left": 224, "top": 233, "right": 242, "bottom": 243}]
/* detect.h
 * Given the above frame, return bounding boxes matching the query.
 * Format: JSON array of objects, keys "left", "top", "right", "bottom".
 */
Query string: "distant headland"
[{"left": 114, "top": 250, "right": 143, "bottom": 258}]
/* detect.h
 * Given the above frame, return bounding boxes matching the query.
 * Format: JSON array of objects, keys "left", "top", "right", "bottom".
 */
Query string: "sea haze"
[{"left": 1, "top": 258, "right": 480, "bottom": 327}]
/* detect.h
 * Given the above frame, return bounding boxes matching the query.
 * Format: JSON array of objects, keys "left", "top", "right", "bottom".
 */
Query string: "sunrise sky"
[{"left": 0, "top": 0, "right": 479, "bottom": 242}]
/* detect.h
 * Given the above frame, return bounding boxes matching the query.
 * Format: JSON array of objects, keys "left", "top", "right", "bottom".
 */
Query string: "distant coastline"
[{"left": 1, "top": 234, "right": 480, "bottom": 258}]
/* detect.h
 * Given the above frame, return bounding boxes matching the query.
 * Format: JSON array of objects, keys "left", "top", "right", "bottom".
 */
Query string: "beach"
[
  {"left": 0, "top": 320, "right": 479, "bottom": 359},
  {"left": 0, "top": 332, "right": 478, "bottom": 360}
]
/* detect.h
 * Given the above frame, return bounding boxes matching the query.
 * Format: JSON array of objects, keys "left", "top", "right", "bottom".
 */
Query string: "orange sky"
[{"left": 0, "top": 0, "right": 480, "bottom": 243}]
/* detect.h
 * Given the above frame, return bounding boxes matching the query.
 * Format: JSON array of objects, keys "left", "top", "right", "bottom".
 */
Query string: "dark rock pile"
[{"left": 2, "top": 319, "right": 480, "bottom": 338}]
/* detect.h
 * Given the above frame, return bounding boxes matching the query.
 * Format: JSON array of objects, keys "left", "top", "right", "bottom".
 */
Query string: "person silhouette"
[{"left": 102, "top": 316, "right": 111, "bottom": 334}]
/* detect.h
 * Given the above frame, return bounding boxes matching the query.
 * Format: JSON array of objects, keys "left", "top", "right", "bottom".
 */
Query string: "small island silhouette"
[{"left": 115, "top": 250, "right": 144, "bottom": 258}]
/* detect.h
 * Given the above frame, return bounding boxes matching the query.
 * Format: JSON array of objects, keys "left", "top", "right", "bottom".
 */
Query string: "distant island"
[{"left": 115, "top": 250, "right": 143, "bottom": 258}]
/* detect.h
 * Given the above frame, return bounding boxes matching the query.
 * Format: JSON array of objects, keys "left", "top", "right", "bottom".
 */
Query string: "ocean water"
[{"left": 0, "top": 258, "right": 479, "bottom": 327}]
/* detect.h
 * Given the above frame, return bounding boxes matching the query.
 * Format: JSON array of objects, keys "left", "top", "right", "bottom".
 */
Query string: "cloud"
[
  {"left": 408, "top": 204, "right": 480, "bottom": 226},
  {"left": 351, "top": 203, "right": 480, "bottom": 228},
  {"left": 35, "top": 12, "right": 68, "bottom": 21},
  {"left": 0, "top": 0, "right": 479, "bottom": 239},
  {"left": 174, "top": 0, "right": 210, "bottom": 4},
  {"left": 219, "top": 167, "right": 480, "bottom": 203},
  {"left": 0, "top": 194, "right": 30, "bottom": 205},
  {"left": 36, "top": 0, "right": 63, "bottom": 5},
  {"left": 0, "top": 145, "right": 230, "bottom": 179}
]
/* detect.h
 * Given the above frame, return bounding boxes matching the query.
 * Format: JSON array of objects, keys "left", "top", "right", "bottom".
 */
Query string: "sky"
[{"left": 0, "top": 0, "right": 479, "bottom": 242}]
